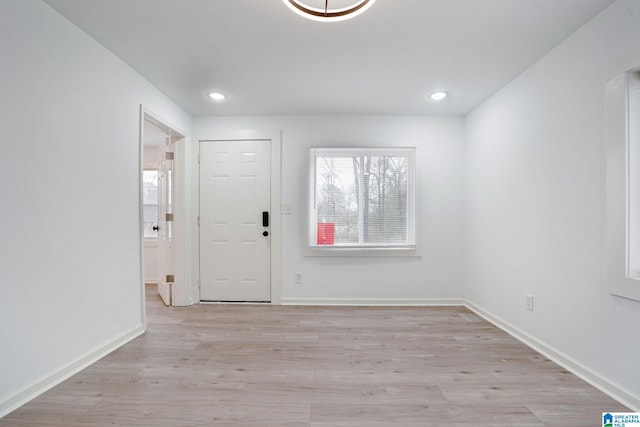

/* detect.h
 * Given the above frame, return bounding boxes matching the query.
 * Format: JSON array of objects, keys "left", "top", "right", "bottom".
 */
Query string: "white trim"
[
  {"left": 138, "top": 105, "right": 147, "bottom": 327},
  {"left": 140, "top": 106, "right": 192, "bottom": 307},
  {"left": 0, "top": 324, "right": 145, "bottom": 418},
  {"left": 304, "top": 247, "right": 420, "bottom": 257},
  {"left": 271, "top": 133, "right": 283, "bottom": 304},
  {"left": 605, "top": 72, "right": 640, "bottom": 302},
  {"left": 281, "top": 297, "right": 464, "bottom": 306},
  {"left": 465, "top": 300, "right": 640, "bottom": 411}
]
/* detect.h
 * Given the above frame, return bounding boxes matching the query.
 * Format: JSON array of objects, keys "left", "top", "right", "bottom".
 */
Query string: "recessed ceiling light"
[
  {"left": 429, "top": 91, "right": 448, "bottom": 101},
  {"left": 208, "top": 92, "right": 226, "bottom": 101}
]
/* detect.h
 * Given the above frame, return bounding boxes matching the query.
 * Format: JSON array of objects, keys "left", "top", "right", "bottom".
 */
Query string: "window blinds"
[{"left": 310, "top": 148, "right": 415, "bottom": 248}]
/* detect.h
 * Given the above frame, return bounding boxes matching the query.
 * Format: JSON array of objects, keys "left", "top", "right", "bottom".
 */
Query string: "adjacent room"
[{"left": 1, "top": 0, "right": 639, "bottom": 425}]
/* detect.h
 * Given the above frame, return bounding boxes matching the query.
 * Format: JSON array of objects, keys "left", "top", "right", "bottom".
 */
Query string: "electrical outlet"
[
  {"left": 294, "top": 273, "right": 303, "bottom": 284},
  {"left": 526, "top": 295, "right": 534, "bottom": 312}
]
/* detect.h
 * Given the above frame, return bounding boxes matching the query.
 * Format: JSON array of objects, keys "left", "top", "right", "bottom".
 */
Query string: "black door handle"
[
  {"left": 262, "top": 211, "right": 269, "bottom": 227},
  {"left": 263, "top": 231, "right": 269, "bottom": 237},
  {"left": 152, "top": 225, "right": 160, "bottom": 231}
]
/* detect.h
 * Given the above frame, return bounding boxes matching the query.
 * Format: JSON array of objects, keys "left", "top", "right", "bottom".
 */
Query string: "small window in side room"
[
  {"left": 143, "top": 170, "right": 159, "bottom": 239},
  {"left": 309, "top": 147, "right": 416, "bottom": 253}
]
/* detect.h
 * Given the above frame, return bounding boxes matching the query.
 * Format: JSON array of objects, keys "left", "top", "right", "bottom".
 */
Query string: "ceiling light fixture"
[
  {"left": 429, "top": 91, "right": 448, "bottom": 101},
  {"left": 282, "top": 0, "right": 376, "bottom": 22},
  {"left": 208, "top": 92, "right": 226, "bottom": 101}
]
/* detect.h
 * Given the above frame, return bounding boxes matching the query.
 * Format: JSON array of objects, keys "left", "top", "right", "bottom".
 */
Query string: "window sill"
[{"left": 304, "top": 245, "right": 419, "bottom": 257}]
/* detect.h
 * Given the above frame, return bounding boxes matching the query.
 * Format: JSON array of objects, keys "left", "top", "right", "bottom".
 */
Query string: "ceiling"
[{"left": 44, "top": 0, "right": 615, "bottom": 116}]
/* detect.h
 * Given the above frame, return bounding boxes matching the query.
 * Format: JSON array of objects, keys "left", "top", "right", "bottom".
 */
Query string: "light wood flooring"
[{"left": 0, "top": 285, "right": 628, "bottom": 426}]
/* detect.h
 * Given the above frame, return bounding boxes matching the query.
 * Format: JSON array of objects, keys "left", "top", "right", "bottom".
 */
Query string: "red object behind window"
[{"left": 317, "top": 223, "right": 335, "bottom": 245}]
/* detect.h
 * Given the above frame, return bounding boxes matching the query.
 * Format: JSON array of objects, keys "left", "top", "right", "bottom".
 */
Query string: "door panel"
[
  {"left": 199, "top": 140, "right": 271, "bottom": 302},
  {"left": 157, "top": 139, "right": 174, "bottom": 306}
]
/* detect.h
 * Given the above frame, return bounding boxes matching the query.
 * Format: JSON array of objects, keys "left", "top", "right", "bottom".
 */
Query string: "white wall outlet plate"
[{"left": 526, "top": 295, "right": 534, "bottom": 311}]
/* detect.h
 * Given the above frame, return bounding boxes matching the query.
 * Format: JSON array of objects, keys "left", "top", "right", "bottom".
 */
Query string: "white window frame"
[
  {"left": 605, "top": 52, "right": 640, "bottom": 302},
  {"left": 627, "top": 68, "right": 640, "bottom": 280},
  {"left": 307, "top": 147, "right": 417, "bottom": 256}
]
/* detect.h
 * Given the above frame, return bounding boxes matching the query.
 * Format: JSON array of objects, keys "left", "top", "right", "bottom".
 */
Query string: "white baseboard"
[
  {"left": 281, "top": 297, "right": 464, "bottom": 306},
  {"left": 0, "top": 324, "right": 145, "bottom": 418},
  {"left": 465, "top": 300, "right": 640, "bottom": 411}
]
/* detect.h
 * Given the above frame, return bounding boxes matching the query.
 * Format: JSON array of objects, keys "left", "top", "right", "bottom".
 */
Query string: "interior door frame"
[
  {"left": 195, "top": 132, "right": 282, "bottom": 304},
  {"left": 138, "top": 106, "right": 191, "bottom": 327}
]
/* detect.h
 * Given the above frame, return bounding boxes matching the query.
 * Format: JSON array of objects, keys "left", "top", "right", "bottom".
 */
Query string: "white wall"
[
  {"left": 465, "top": 0, "right": 640, "bottom": 408},
  {"left": 194, "top": 115, "right": 466, "bottom": 303},
  {"left": 0, "top": 0, "right": 192, "bottom": 415}
]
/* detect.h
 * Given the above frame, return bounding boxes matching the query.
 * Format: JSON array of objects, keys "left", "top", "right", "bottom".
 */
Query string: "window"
[
  {"left": 309, "top": 147, "right": 415, "bottom": 250},
  {"left": 605, "top": 61, "right": 640, "bottom": 302},
  {"left": 143, "top": 170, "right": 159, "bottom": 238},
  {"left": 627, "top": 69, "right": 640, "bottom": 278}
]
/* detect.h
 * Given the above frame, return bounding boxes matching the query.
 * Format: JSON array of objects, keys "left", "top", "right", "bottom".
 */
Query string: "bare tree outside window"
[{"left": 312, "top": 148, "right": 415, "bottom": 248}]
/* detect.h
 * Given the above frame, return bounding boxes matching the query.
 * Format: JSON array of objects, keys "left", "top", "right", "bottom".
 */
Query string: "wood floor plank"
[
  {"left": 0, "top": 285, "right": 628, "bottom": 426},
  {"left": 527, "top": 404, "right": 629, "bottom": 427},
  {"left": 310, "top": 403, "right": 546, "bottom": 426},
  {"left": 76, "top": 399, "right": 311, "bottom": 426}
]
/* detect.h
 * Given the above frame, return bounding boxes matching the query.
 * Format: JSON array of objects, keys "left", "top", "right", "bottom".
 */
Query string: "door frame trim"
[
  {"left": 195, "top": 133, "right": 282, "bottom": 304},
  {"left": 139, "top": 106, "right": 191, "bottom": 327}
]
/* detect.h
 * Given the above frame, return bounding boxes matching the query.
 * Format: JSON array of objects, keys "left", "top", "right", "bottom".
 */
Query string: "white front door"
[{"left": 199, "top": 140, "right": 271, "bottom": 302}]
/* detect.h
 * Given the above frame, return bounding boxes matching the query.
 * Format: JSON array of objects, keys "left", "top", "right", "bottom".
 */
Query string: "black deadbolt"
[{"left": 263, "top": 231, "right": 269, "bottom": 237}]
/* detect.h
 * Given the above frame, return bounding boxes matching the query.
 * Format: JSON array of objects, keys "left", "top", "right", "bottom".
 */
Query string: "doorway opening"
[{"left": 140, "top": 111, "right": 185, "bottom": 314}]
